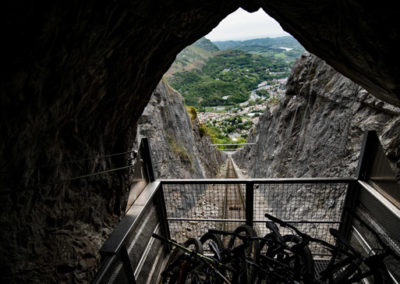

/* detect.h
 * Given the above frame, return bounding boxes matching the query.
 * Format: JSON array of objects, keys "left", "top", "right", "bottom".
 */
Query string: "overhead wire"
[
  {"left": 0, "top": 150, "right": 138, "bottom": 173},
  {"left": 0, "top": 163, "right": 137, "bottom": 195}
]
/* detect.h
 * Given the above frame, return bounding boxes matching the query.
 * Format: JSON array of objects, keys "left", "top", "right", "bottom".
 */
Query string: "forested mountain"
[
  {"left": 214, "top": 36, "right": 301, "bottom": 51},
  {"left": 214, "top": 36, "right": 304, "bottom": 60},
  {"left": 168, "top": 49, "right": 291, "bottom": 107},
  {"left": 193, "top": 37, "right": 219, "bottom": 52},
  {"left": 165, "top": 37, "right": 219, "bottom": 78}
]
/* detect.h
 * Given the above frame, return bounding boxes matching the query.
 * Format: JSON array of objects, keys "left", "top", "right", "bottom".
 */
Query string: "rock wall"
[
  {"left": 1, "top": 3, "right": 237, "bottom": 282},
  {"left": 2, "top": 1, "right": 400, "bottom": 282},
  {"left": 234, "top": 53, "right": 400, "bottom": 179},
  {"left": 135, "top": 79, "right": 225, "bottom": 179}
]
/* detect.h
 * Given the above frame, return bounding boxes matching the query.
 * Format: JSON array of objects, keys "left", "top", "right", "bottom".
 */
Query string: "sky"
[{"left": 206, "top": 8, "right": 290, "bottom": 41}]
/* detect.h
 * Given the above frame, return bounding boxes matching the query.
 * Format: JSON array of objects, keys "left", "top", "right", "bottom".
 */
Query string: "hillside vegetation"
[
  {"left": 166, "top": 36, "right": 303, "bottom": 108},
  {"left": 165, "top": 36, "right": 303, "bottom": 147},
  {"left": 169, "top": 49, "right": 290, "bottom": 107},
  {"left": 165, "top": 37, "right": 218, "bottom": 78}
]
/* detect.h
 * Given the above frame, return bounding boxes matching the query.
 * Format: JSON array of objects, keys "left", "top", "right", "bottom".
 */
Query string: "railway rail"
[{"left": 221, "top": 158, "right": 246, "bottom": 233}]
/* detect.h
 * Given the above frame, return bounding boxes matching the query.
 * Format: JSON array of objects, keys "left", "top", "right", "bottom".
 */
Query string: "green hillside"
[
  {"left": 169, "top": 49, "right": 291, "bottom": 108},
  {"left": 165, "top": 37, "right": 219, "bottom": 78},
  {"left": 192, "top": 37, "right": 219, "bottom": 52}
]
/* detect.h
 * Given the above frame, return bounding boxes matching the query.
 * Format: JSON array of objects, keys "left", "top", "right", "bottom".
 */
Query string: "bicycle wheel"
[
  {"left": 200, "top": 232, "right": 224, "bottom": 259},
  {"left": 266, "top": 234, "right": 315, "bottom": 283},
  {"left": 228, "top": 224, "right": 260, "bottom": 284},
  {"left": 227, "top": 224, "right": 260, "bottom": 261},
  {"left": 161, "top": 238, "right": 203, "bottom": 284},
  {"left": 258, "top": 232, "right": 276, "bottom": 255},
  {"left": 184, "top": 238, "right": 204, "bottom": 254},
  {"left": 199, "top": 232, "right": 227, "bottom": 283}
]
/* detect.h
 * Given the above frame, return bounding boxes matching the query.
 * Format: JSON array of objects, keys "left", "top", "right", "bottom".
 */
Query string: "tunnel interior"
[{"left": 1, "top": 0, "right": 400, "bottom": 282}]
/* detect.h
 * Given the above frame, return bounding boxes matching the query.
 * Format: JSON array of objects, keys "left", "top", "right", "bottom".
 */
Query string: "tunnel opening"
[
  {"left": 1, "top": 1, "right": 400, "bottom": 283},
  {"left": 162, "top": 8, "right": 304, "bottom": 154},
  {"left": 97, "top": 7, "right": 400, "bottom": 284}
]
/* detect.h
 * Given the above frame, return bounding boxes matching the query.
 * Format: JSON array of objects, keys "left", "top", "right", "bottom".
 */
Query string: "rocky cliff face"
[
  {"left": 234, "top": 53, "right": 400, "bottom": 179},
  {"left": 135, "top": 79, "right": 225, "bottom": 179}
]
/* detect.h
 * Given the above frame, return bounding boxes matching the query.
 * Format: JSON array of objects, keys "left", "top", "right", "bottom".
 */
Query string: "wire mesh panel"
[
  {"left": 163, "top": 183, "right": 247, "bottom": 241},
  {"left": 162, "top": 181, "right": 348, "bottom": 258},
  {"left": 167, "top": 220, "right": 243, "bottom": 247},
  {"left": 253, "top": 182, "right": 347, "bottom": 256}
]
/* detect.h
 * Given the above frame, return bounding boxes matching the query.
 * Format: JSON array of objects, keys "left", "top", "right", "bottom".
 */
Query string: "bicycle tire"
[
  {"left": 200, "top": 232, "right": 224, "bottom": 259},
  {"left": 227, "top": 224, "right": 260, "bottom": 284},
  {"left": 258, "top": 232, "right": 275, "bottom": 255},
  {"left": 265, "top": 234, "right": 314, "bottom": 283},
  {"left": 161, "top": 238, "right": 203, "bottom": 284},
  {"left": 184, "top": 238, "right": 204, "bottom": 254},
  {"left": 227, "top": 224, "right": 260, "bottom": 260}
]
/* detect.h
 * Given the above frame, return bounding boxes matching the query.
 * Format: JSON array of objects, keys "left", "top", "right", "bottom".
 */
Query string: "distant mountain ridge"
[
  {"left": 165, "top": 37, "right": 218, "bottom": 78},
  {"left": 213, "top": 36, "right": 303, "bottom": 55},
  {"left": 193, "top": 37, "right": 219, "bottom": 52}
]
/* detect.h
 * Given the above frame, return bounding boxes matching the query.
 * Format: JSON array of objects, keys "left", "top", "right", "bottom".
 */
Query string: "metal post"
[
  {"left": 339, "top": 131, "right": 373, "bottom": 240},
  {"left": 140, "top": 138, "right": 156, "bottom": 182},
  {"left": 246, "top": 182, "right": 254, "bottom": 227},
  {"left": 356, "top": 131, "right": 376, "bottom": 181},
  {"left": 154, "top": 184, "right": 171, "bottom": 252},
  {"left": 338, "top": 180, "right": 360, "bottom": 240},
  {"left": 120, "top": 246, "right": 136, "bottom": 283}
]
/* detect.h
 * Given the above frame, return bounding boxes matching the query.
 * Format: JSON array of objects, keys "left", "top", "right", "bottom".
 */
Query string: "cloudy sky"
[{"left": 206, "top": 8, "right": 290, "bottom": 41}]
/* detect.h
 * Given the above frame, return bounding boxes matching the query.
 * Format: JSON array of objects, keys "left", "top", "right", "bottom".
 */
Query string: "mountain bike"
[
  {"left": 324, "top": 212, "right": 400, "bottom": 284},
  {"left": 209, "top": 224, "right": 303, "bottom": 284},
  {"left": 256, "top": 219, "right": 315, "bottom": 283},
  {"left": 208, "top": 224, "right": 259, "bottom": 284},
  {"left": 152, "top": 233, "right": 232, "bottom": 284},
  {"left": 264, "top": 213, "right": 400, "bottom": 283}
]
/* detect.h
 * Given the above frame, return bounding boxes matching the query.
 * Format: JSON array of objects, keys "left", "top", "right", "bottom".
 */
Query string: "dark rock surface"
[
  {"left": 233, "top": 53, "right": 400, "bottom": 179},
  {"left": 258, "top": 0, "right": 400, "bottom": 107},
  {"left": 135, "top": 79, "right": 225, "bottom": 179},
  {"left": 2, "top": 0, "right": 400, "bottom": 282},
  {"left": 0, "top": 2, "right": 236, "bottom": 282}
]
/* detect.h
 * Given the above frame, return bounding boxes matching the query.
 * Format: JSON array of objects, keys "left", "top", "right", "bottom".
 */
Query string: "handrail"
[
  {"left": 358, "top": 180, "right": 400, "bottom": 220},
  {"left": 159, "top": 177, "right": 356, "bottom": 184},
  {"left": 211, "top": 143, "right": 256, "bottom": 146},
  {"left": 94, "top": 177, "right": 356, "bottom": 283},
  {"left": 166, "top": 217, "right": 342, "bottom": 224},
  {"left": 100, "top": 181, "right": 161, "bottom": 255}
]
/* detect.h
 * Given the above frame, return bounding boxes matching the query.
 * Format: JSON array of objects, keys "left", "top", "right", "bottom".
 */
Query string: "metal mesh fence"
[
  {"left": 163, "top": 183, "right": 247, "bottom": 244},
  {"left": 253, "top": 183, "right": 347, "bottom": 256},
  {"left": 163, "top": 181, "right": 348, "bottom": 257}
]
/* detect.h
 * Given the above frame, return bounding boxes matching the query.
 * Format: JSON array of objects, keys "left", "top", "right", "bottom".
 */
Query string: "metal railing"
[
  {"left": 93, "top": 177, "right": 356, "bottom": 283},
  {"left": 211, "top": 143, "right": 255, "bottom": 152},
  {"left": 161, "top": 177, "right": 355, "bottom": 257},
  {"left": 92, "top": 132, "right": 400, "bottom": 283}
]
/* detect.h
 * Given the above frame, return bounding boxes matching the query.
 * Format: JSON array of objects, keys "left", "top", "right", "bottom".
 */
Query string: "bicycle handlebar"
[
  {"left": 264, "top": 213, "right": 309, "bottom": 238},
  {"left": 264, "top": 213, "right": 354, "bottom": 255}
]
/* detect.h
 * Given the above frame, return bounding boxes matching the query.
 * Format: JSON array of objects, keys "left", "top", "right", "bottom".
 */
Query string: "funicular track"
[{"left": 221, "top": 158, "right": 246, "bottom": 232}]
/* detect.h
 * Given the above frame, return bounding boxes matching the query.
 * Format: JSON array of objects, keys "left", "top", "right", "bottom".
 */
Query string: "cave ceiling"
[{"left": 2, "top": 0, "right": 400, "bottom": 114}]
